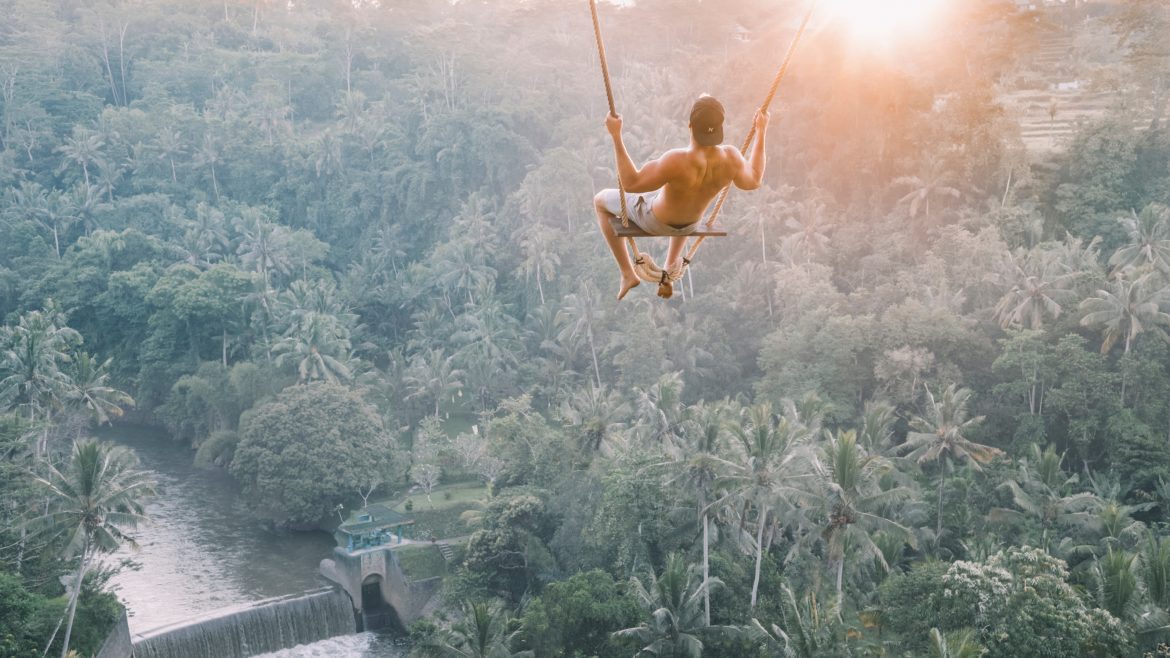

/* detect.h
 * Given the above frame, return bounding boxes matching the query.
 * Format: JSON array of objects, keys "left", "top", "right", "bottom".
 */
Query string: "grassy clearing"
[
  {"left": 405, "top": 507, "right": 473, "bottom": 540},
  {"left": 394, "top": 543, "right": 448, "bottom": 580},
  {"left": 376, "top": 481, "right": 488, "bottom": 540},
  {"left": 395, "top": 481, "right": 488, "bottom": 513}
]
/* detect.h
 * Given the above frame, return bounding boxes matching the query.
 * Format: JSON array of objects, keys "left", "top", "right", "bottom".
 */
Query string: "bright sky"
[{"left": 824, "top": 0, "right": 949, "bottom": 49}]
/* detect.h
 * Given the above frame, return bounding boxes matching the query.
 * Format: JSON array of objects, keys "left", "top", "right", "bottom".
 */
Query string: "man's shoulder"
[{"left": 716, "top": 144, "right": 745, "bottom": 160}]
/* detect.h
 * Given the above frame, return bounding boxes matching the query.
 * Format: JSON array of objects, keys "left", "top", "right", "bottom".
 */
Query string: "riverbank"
[{"left": 101, "top": 425, "right": 335, "bottom": 633}]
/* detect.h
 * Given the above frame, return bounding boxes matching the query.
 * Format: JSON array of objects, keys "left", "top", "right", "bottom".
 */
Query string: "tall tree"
[
  {"left": 903, "top": 385, "right": 1002, "bottom": 538},
  {"left": 1108, "top": 204, "right": 1170, "bottom": 276},
  {"left": 989, "top": 444, "right": 1097, "bottom": 552},
  {"left": 62, "top": 352, "right": 134, "bottom": 426},
  {"left": 994, "top": 250, "right": 1076, "bottom": 330},
  {"left": 431, "top": 600, "right": 533, "bottom": 658},
  {"left": 558, "top": 385, "right": 630, "bottom": 453},
  {"left": 613, "top": 554, "right": 728, "bottom": 658},
  {"left": 273, "top": 312, "right": 354, "bottom": 384},
  {"left": 809, "top": 430, "right": 913, "bottom": 598},
  {"left": 0, "top": 305, "right": 81, "bottom": 431},
  {"left": 404, "top": 348, "right": 466, "bottom": 418},
  {"left": 235, "top": 209, "right": 291, "bottom": 291},
  {"left": 55, "top": 128, "right": 105, "bottom": 188},
  {"left": 556, "top": 284, "right": 606, "bottom": 389},
  {"left": 154, "top": 129, "right": 185, "bottom": 184},
  {"left": 28, "top": 441, "right": 154, "bottom": 658},
  {"left": 1079, "top": 272, "right": 1170, "bottom": 354},
  {"left": 720, "top": 403, "right": 810, "bottom": 610},
  {"left": 894, "top": 155, "right": 961, "bottom": 228},
  {"left": 661, "top": 402, "right": 730, "bottom": 625}
]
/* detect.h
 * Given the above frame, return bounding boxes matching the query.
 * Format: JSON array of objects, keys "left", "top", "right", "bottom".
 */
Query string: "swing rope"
[
  {"left": 589, "top": 0, "right": 664, "bottom": 293},
  {"left": 589, "top": 0, "right": 818, "bottom": 297}
]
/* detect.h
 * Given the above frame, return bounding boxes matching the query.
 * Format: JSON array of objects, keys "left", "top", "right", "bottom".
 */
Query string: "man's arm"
[
  {"left": 733, "top": 109, "right": 769, "bottom": 191},
  {"left": 607, "top": 113, "right": 675, "bottom": 193}
]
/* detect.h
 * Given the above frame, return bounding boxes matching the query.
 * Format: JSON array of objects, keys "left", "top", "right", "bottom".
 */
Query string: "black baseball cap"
[{"left": 690, "top": 95, "right": 725, "bottom": 147}]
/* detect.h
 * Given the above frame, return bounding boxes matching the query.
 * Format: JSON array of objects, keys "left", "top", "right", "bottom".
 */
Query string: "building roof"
[{"left": 337, "top": 503, "right": 415, "bottom": 535}]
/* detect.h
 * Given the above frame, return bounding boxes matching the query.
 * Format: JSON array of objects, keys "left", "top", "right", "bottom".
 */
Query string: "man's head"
[{"left": 689, "top": 95, "right": 725, "bottom": 147}]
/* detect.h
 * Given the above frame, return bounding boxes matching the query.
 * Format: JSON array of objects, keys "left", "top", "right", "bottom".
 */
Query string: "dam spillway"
[{"left": 131, "top": 588, "right": 356, "bottom": 658}]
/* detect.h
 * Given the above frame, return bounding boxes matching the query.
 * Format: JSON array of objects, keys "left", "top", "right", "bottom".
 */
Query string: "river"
[{"left": 105, "top": 426, "right": 407, "bottom": 657}]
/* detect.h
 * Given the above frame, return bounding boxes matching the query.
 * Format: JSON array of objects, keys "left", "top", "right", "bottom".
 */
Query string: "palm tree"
[
  {"left": 781, "top": 199, "right": 834, "bottom": 266},
  {"left": 749, "top": 585, "right": 844, "bottom": 657},
  {"left": 0, "top": 305, "right": 81, "bottom": 430},
  {"left": 1065, "top": 474, "right": 1151, "bottom": 557},
  {"left": 988, "top": 444, "right": 1098, "bottom": 551},
  {"left": 452, "top": 292, "right": 523, "bottom": 407},
  {"left": 93, "top": 158, "right": 122, "bottom": 203},
  {"left": 313, "top": 130, "right": 344, "bottom": 179},
  {"left": 858, "top": 399, "right": 897, "bottom": 454},
  {"left": 893, "top": 155, "right": 961, "bottom": 227},
  {"left": 1141, "top": 532, "right": 1170, "bottom": 610},
  {"left": 9, "top": 184, "right": 80, "bottom": 258},
  {"left": 247, "top": 89, "right": 291, "bottom": 145},
  {"left": 182, "top": 203, "right": 231, "bottom": 267},
  {"left": 27, "top": 440, "right": 154, "bottom": 658},
  {"left": 1109, "top": 204, "right": 1170, "bottom": 276},
  {"left": 35, "top": 190, "right": 82, "bottom": 260},
  {"left": 741, "top": 186, "right": 792, "bottom": 266},
  {"left": 1079, "top": 272, "right": 1170, "bottom": 354},
  {"left": 928, "top": 628, "right": 986, "bottom": 658},
  {"left": 235, "top": 211, "right": 291, "bottom": 291},
  {"left": 154, "top": 129, "right": 185, "bottom": 183},
  {"left": 275, "top": 279, "right": 358, "bottom": 335},
  {"left": 272, "top": 312, "right": 354, "bottom": 384},
  {"left": 63, "top": 352, "right": 134, "bottom": 426},
  {"left": 1094, "top": 548, "right": 1140, "bottom": 620},
  {"left": 809, "top": 430, "right": 914, "bottom": 598},
  {"left": 661, "top": 402, "right": 731, "bottom": 625},
  {"left": 516, "top": 223, "right": 560, "bottom": 306},
  {"left": 557, "top": 384, "right": 629, "bottom": 453},
  {"left": 404, "top": 348, "right": 465, "bottom": 417},
  {"left": 55, "top": 128, "right": 105, "bottom": 188},
  {"left": 193, "top": 133, "right": 223, "bottom": 201},
  {"left": 435, "top": 239, "right": 497, "bottom": 307},
  {"left": 430, "top": 600, "right": 533, "bottom": 658},
  {"left": 720, "top": 403, "right": 810, "bottom": 609},
  {"left": 993, "top": 250, "right": 1076, "bottom": 330},
  {"left": 613, "top": 554, "right": 729, "bottom": 658},
  {"left": 556, "top": 284, "right": 605, "bottom": 388},
  {"left": 903, "top": 385, "right": 1002, "bottom": 538},
  {"left": 633, "top": 372, "right": 687, "bottom": 445},
  {"left": 66, "top": 184, "right": 106, "bottom": 236}
]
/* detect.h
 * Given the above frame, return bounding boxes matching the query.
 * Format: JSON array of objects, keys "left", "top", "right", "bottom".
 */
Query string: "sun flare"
[{"left": 826, "top": 0, "right": 947, "bottom": 47}]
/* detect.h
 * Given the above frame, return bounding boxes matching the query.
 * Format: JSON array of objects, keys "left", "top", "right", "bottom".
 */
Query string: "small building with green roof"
[{"left": 335, "top": 503, "right": 416, "bottom": 553}]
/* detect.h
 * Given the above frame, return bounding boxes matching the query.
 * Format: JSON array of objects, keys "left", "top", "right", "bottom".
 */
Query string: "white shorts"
[{"left": 598, "top": 189, "right": 699, "bottom": 237}]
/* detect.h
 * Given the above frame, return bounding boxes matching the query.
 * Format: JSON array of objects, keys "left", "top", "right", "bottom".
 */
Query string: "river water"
[{"left": 105, "top": 426, "right": 408, "bottom": 657}]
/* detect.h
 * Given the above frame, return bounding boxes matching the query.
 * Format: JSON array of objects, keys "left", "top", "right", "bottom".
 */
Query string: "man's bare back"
[
  {"left": 594, "top": 94, "right": 769, "bottom": 299},
  {"left": 644, "top": 145, "right": 759, "bottom": 226}
]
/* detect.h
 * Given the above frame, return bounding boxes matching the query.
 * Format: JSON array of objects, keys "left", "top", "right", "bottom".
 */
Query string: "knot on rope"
[
  {"left": 633, "top": 253, "right": 663, "bottom": 284},
  {"left": 657, "top": 269, "right": 673, "bottom": 299}
]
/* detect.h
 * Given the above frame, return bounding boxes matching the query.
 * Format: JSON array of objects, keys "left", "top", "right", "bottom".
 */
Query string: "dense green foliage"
[
  {"left": 4, "top": 0, "right": 1170, "bottom": 655},
  {"left": 231, "top": 381, "right": 396, "bottom": 525}
]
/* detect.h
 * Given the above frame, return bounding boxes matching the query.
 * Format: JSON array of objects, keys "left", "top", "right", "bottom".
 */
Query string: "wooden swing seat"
[{"left": 608, "top": 216, "right": 728, "bottom": 238}]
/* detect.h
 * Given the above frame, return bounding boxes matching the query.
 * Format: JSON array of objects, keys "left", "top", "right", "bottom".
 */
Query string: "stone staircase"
[{"left": 436, "top": 541, "right": 455, "bottom": 563}]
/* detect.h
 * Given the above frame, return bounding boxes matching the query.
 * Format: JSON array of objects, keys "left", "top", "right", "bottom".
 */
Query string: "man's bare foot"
[{"left": 617, "top": 276, "right": 640, "bottom": 301}]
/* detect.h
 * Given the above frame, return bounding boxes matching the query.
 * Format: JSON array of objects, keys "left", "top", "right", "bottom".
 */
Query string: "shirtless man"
[{"left": 595, "top": 95, "right": 769, "bottom": 300}]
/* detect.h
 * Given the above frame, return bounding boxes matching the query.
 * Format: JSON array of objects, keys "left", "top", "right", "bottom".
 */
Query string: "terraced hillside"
[{"left": 998, "top": 9, "right": 1121, "bottom": 154}]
